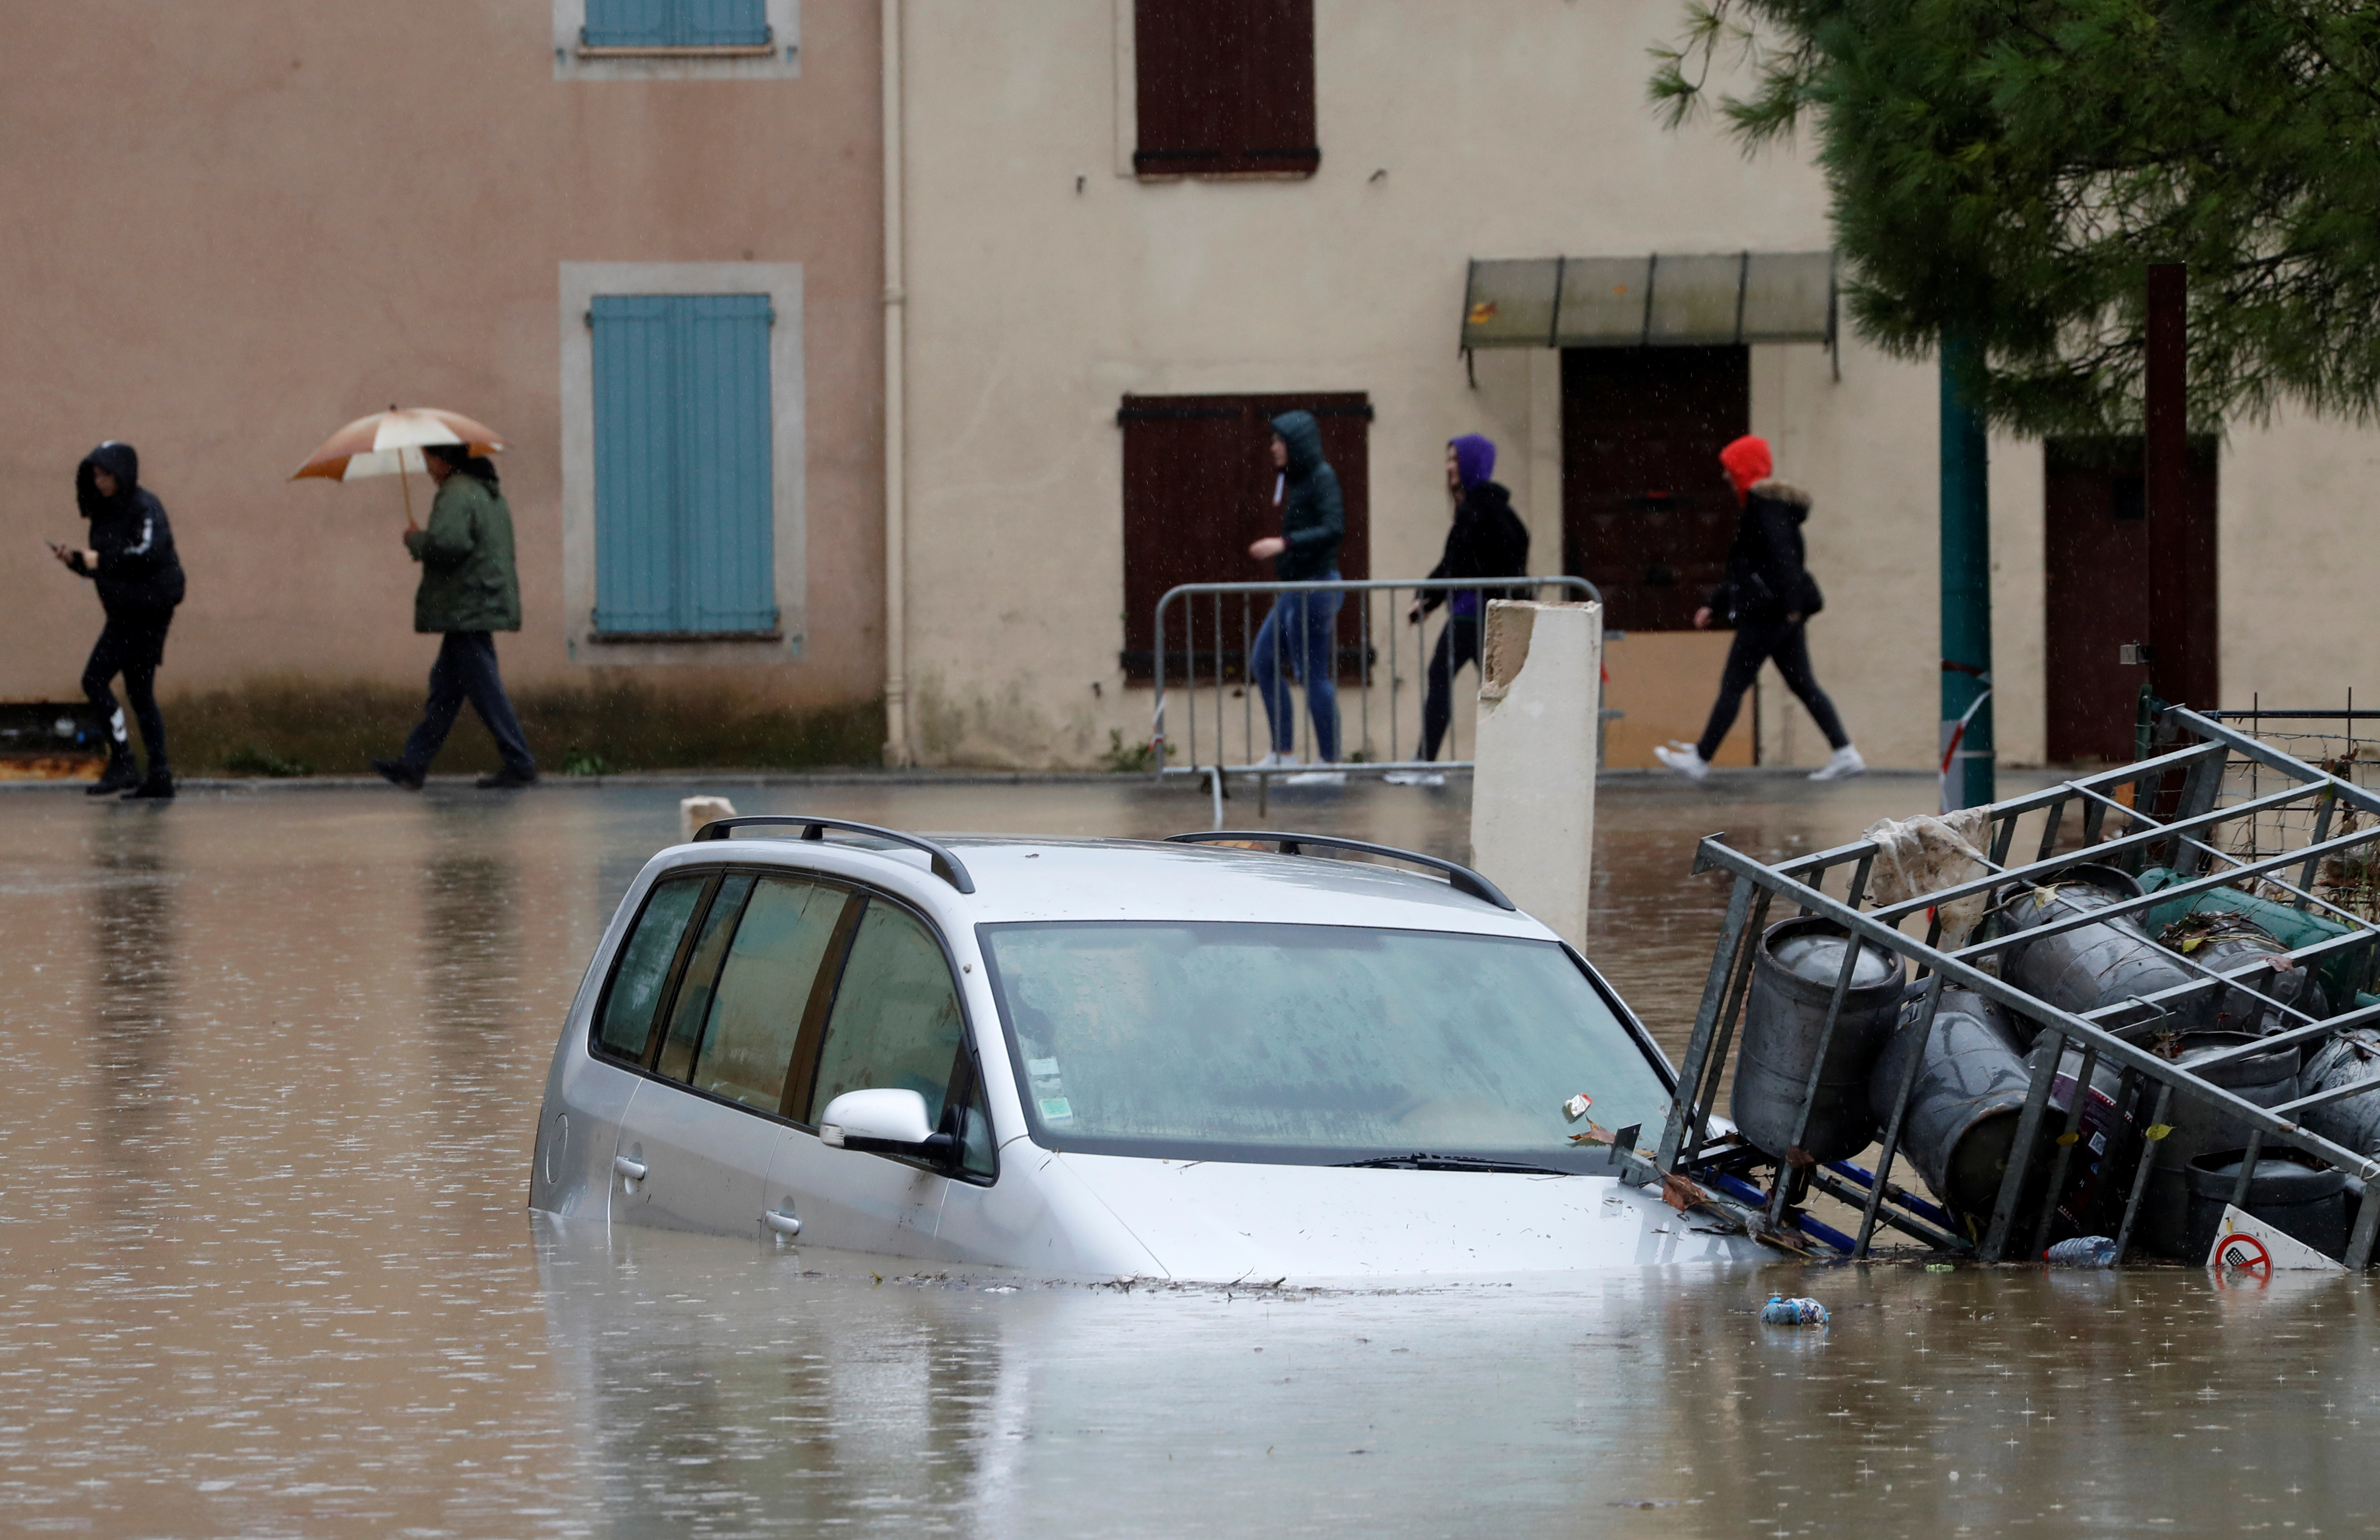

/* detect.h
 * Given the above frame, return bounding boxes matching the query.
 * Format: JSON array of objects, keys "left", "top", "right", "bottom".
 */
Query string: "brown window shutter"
[
  {"left": 1134, "top": 0, "right": 1318, "bottom": 178},
  {"left": 1119, "top": 393, "right": 1368, "bottom": 684}
]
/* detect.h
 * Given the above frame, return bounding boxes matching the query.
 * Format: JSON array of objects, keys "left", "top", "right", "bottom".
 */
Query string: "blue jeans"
[
  {"left": 1250, "top": 582, "right": 1343, "bottom": 761},
  {"left": 400, "top": 631, "right": 538, "bottom": 777}
]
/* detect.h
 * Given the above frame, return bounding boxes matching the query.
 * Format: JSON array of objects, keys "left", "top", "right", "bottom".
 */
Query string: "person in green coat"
[{"left": 370, "top": 443, "right": 539, "bottom": 790}]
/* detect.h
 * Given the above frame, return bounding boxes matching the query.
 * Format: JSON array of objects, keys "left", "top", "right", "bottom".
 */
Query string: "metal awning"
[{"left": 1461, "top": 250, "right": 1836, "bottom": 350}]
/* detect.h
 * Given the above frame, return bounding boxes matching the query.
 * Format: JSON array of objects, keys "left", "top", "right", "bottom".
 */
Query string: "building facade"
[
  {"left": 0, "top": 1, "right": 885, "bottom": 756},
  {"left": 887, "top": 0, "right": 2379, "bottom": 773}
]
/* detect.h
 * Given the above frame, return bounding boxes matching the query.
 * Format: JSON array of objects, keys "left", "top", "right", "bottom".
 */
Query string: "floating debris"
[
  {"left": 2044, "top": 1235, "right": 2120, "bottom": 1268},
  {"left": 1759, "top": 1295, "right": 1829, "bottom": 1327}
]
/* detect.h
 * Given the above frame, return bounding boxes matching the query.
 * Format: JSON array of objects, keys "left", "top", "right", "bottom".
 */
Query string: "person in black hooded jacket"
[
  {"left": 1653, "top": 434, "right": 1862, "bottom": 783},
  {"left": 51, "top": 442, "right": 185, "bottom": 798},
  {"left": 1392, "top": 434, "right": 1527, "bottom": 777}
]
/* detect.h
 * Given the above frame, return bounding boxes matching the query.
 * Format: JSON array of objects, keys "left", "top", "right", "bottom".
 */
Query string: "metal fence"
[
  {"left": 1617, "top": 705, "right": 2380, "bottom": 1268},
  {"left": 2200, "top": 706, "right": 2380, "bottom": 925},
  {"left": 1149, "top": 576, "right": 1599, "bottom": 789}
]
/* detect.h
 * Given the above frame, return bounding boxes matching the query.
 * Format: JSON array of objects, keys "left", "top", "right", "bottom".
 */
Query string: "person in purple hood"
[{"left": 1389, "top": 434, "right": 1528, "bottom": 781}]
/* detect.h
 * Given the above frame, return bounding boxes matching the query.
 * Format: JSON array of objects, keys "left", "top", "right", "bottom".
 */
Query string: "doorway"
[
  {"left": 1561, "top": 346, "right": 1749, "bottom": 631},
  {"left": 1562, "top": 346, "right": 1753, "bottom": 766},
  {"left": 2043, "top": 437, "right": 2218, "bottom": 764}
]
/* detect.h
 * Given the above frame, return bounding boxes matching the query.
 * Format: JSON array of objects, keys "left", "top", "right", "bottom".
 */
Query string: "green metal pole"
[{"left": 1940, "top": 327, "right": 1994, "bottom": 809}]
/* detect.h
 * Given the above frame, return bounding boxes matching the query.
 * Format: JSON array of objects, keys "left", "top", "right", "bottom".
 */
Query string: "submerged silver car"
[{"left": 528, "top": 818, "right": 1754, "bottom": 1280}]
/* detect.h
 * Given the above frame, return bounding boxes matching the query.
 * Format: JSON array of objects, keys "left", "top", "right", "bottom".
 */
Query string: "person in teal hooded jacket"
[{"left": 1246, "top": 411, "right": 1345, "bottom": 766}]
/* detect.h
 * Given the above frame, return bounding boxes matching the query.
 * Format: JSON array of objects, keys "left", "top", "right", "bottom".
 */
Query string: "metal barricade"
[
  {"left": 1623, "top": 704, "right": 2380, "bottom": 1268},
  {"left": 1149, "top": 576, "right": 1598, "bottom": 790}
]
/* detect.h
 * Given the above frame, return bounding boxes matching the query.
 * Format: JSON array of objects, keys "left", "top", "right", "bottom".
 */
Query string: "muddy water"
[{"left": 0, "top": 773, "right": 2364, "bottom": 1537}]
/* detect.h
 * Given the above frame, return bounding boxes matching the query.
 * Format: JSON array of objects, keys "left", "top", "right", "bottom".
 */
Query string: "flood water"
[{"left": 1, "top": 771, "right": 2370, "bottom": 1537}]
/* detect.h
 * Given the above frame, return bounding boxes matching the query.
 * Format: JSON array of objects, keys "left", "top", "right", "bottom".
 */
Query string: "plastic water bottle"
[
  {"left": 1760, "top": 1294, "right": 1829, "bottom": 1326},
  {"left": 2044, "top": 1235, "right": 2120, "bottom": 1268}
]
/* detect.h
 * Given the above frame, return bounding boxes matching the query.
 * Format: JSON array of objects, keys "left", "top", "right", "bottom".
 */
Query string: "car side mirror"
[{"left": 819, "top": 1089, "right": 957, "bottom": 1164}]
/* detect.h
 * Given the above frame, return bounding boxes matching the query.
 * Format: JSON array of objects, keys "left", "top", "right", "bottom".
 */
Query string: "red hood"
[{"left": 1719, "top": 435, "right": 1772, "bottom": 500}]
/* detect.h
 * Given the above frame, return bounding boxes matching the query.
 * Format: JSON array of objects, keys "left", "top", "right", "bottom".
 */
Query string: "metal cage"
[{"left": 1618, "top": 705, "right": 2380, "bottom": 1268}]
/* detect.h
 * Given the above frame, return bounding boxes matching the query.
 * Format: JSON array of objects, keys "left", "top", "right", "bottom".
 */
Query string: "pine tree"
[{"left": 1652, "top": 1, "right": 2380, "bottom": 436}]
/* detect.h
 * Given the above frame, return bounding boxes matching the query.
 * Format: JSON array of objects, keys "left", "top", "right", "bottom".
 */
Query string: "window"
[
  {"left": 688, "top": 877, "right": 852, "bottom": 1114},
  {"left": 589, "top": 294, "right": 779, "bottom": 639},
  {"left": 1134, "top": 0, "right": 1318, "bottom": 178},
  {"left": 804, "top": 900, "right": 969, "bottom": 1129},
  {"left": 594, "top": 875, "right": 711, "bottom": 1061},
  {"left": 1117, "top": 393, "right": 1369, "bottom": 683},
  {"left": 584, "top": 0, "right": 769, "bottom": 48},
  {"left": 588, "top": 871, "right": 996, "bottom": 1178},
  {"left": 652, "top": 873, "right": 757, "bottom": 1082},
  {"left": 979, "top": 921, "right": 1668, "bottom": 1170}
]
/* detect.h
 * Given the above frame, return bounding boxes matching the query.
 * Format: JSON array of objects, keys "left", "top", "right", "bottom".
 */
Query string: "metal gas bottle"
[{"left": 1731, "top": 917, "right": 1905, "bottom": 1162}]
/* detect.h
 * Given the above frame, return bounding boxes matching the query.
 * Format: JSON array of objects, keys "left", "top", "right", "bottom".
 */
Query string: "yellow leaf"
[
  {"left": 2179, "top": 937, "right": 2204, "bottom": 953},
  {"left": 2056, "top": 1131, "right": 2080, "bottom": 1146},
  {"left": 2144, "top": 1124, "right": 2173, "bottom": 1142}
]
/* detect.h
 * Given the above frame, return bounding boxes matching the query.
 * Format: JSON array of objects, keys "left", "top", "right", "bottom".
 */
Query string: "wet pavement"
[{"left": 0, "top": 771, "right": 2369, "bottom": 1536}]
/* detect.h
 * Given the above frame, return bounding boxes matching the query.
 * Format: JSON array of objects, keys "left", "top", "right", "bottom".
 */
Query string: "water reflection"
[
  {"left": 87, "top": 807, "right": 177, "bottom": 1205},
  {"left": 420, "top": 806, "right": 526, "bottom": 1143}
]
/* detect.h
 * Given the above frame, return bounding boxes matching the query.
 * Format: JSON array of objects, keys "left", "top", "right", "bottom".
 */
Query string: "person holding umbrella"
[
  {"left": 50, "top": 441, "right": 184, "bottom": 799},
  {"left": 367, "top": 441, "right": 538, "bottom": 790}
]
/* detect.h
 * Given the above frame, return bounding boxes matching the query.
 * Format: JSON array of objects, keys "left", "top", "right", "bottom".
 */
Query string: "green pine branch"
[{"left": 1649, "top": 0, "right": 2380, "bottom": 436}]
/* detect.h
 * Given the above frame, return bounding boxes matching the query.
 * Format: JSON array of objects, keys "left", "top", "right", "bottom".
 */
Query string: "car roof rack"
[
  {"left": 691, "top": 815, "right": 976, "bottom": 894},
  {"left": 1165, "top": 830, "right": 1516, "bottom": 911}
]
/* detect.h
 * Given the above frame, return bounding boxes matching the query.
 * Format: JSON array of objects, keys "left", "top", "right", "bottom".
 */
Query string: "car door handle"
[
  {"left": 613, "top": 1156, "right": 648, "bottom": 1181},
  {"left": 764, "top": 1208, "right": 803, "bottom": 1237}
]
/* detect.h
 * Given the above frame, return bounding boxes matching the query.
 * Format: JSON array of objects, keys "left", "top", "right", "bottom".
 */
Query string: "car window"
[
  {"left": 652, "top": 873, "right": 757, "bottom": 1083},
  {"left": 594, "top": 875, "right": 709, "bottom": 1062},
  {"left": 689, "top": 877, "right": 852, "bottom": 1115},
  {"left": 804, "top": 899, "right": 967, "bottom": 1128},
  {"left": 979, "top": 921, "right": 1671, "bottom": 1171}
]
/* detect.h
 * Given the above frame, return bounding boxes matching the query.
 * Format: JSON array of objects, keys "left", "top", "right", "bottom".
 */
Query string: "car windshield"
[{"left": 977, "top": 921, "right": 1670, "bottom": 1171}]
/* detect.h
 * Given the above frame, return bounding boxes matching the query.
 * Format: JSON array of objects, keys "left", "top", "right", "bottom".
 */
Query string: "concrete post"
[
  {"left": 1469, "top": 600, "right": 1603, "bottom": 950},
  {"left": 679, "top": 795, "right": 737, "bottom": 844}
]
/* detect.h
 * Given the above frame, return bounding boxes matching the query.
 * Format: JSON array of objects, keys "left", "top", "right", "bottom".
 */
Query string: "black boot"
[
  {"left": 122, "top": 766, "right": 175, "bottom": 800},
  {"left": 87, "top": 748, "right": 139, "bottom": 797}
]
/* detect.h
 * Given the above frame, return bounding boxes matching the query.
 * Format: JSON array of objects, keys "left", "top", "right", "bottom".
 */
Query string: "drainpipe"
[
  {"left": 1939, "top": 326, "right": 1994, "bottom": 810},
  {"left": 880, "top": 0, "right": 912, "bottom": 766}
]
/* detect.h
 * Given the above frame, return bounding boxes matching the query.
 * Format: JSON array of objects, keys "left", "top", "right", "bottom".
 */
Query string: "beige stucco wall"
[
  {"left": 899, "top": 0, "right": 2380, "bottom": 772},
  {"left": 898, "top": 0, "right": 1948, "bottom": 770},
  {"left": 0, "top": 1, "right": 881, "bottom": 708}
]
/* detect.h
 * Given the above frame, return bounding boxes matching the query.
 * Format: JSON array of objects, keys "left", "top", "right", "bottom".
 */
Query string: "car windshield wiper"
[{"left": 1332, "top": 1152, "right": 1571, "bottom": 1175}]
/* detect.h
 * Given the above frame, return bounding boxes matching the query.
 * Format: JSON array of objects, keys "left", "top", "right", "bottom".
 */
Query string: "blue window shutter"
[
  {"left": 592, "top": 294, "right": 775, "bottom": 635},
  {"left": 582, "top": 0, "right": 673, "bottom": 47},
  {"left": 680, "top": 295, "right": 778, "bottom": 632},
  {"left": 680, "top": 0, "right": 770, "bottom": 47}
]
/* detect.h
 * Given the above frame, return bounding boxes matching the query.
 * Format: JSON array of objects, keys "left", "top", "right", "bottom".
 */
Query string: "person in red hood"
[{"left": 1654, "top": 435, "right": 1863, "bottom": 783}]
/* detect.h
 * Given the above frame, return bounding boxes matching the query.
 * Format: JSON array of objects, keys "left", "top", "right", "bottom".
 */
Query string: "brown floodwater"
[{"left": 0, "top": 771, "right": 2369, "bottom": 1537}]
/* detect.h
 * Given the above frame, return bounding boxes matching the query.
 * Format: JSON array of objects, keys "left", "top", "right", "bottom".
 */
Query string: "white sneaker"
[
  {"left": 1808, "top": 745, "right": 1866, "bottom": 781},
  {"left": 1382, "top": 770, "right": 1447, "bottom": 787},
  {"left": 1248, "top": 751, "right": 1292, "bottom": 770},
  {"left": 1653, "top": 743, "right": 1710, "bottom": 783},
  {"left": 1283, "top": 769, "right": 1347, "bottom": 787}
]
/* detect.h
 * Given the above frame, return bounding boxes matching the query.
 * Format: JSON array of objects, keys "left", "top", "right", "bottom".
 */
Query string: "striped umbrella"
[{"left": 291, "top": 405, "right": 505, "bottom": 527}]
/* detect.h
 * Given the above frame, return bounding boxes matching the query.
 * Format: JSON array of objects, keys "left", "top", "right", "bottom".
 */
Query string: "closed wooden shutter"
[
  {"left": 1119, "top": 393, "right": 1369, "bottom": 683},
  {"left": 1134, "top": 0, "right": 1318, "bottom": 178},
  {"left": 584, "top": 0, "right": 768, "bottom": 48},
  {"left": 591, "top": 294, "right": 778, "bottom": 638}
]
